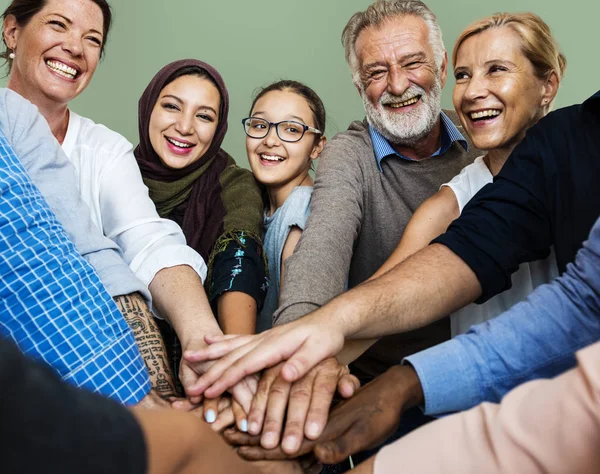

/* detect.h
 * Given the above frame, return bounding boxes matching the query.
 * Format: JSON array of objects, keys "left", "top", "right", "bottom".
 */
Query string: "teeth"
[
  {"left": 166, "top": 137, "right": 194, "bottom": 148},
  {"left": 46, "top": 60, "right": 77, "bottom": 78},
  {"left": 470, "top": 109, "right": 501, "bottom": 120},
  {"left": 260, "top": 154, "right": 284, "bottom": 162},
  {"left": 388, "top": 96, "right": 420, "bottom": 108}
]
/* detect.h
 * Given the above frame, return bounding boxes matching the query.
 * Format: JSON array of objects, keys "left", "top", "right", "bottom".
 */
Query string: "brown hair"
[{"left": 1, "top": 0, "right": 112, "bottom": 63}]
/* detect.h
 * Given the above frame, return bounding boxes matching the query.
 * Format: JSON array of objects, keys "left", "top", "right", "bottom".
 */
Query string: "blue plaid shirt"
[
  {"left": 0, "top": 131, "right": 150, "bottom": 405},
  {"left": 369, "top": 111, "right": 468, "bottom": 172}
]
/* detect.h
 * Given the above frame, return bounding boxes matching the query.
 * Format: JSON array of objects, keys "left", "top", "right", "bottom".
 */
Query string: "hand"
[
  {"left": 137, "top": 389, "right": 174, "bottom": 410},
  {"left": 183, "top": 316, "right": 346, "bottom": 399},
  {"left": 180, "top": 340, "right": 258, "bottom": 423},
  {"left": 245, "top": 358, "right": 359, "bottom": 454},
  {"left": 226, "top": 365, "right": 423, "bottom": 464}
]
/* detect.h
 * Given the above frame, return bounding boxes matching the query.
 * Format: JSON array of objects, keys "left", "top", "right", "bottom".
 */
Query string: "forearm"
[
  {"left": 132, "top": 407, "right": 258, "bottom": 474},
  {"left": 218, "top": 291, "right": 257, "bottom": 334},
  {"left": 149, "top": 265, "right": 221, "bottom": 348},
  {"left": 320, "top": 244, "right": 481, "bottom": 340},
  {"left": 337, "top": 338, "right": 378, "bottom": 365},
  {"left": 114, "top": 293, "right": 178, "bottom": 398}
]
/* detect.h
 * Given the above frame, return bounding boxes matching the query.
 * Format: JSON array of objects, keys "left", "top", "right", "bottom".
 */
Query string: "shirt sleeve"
[
  {"left": 406, "top": 215, "right": 600, "bottom": 415},
  {"left": 433, "top": 122, "right": 554, "bottom": 302},
  {"left": 209, "top": 232, "right": 268, "bottom": 310},
  {"left": 0, "top": 337, "right": 147, "bottom": 474},
  {"left": 96, "top": 137, "right": 207, "bottom": 287},
  {"left": 0, "top": 89, "right": 149, "bottom": 301},
  {"left": 273, "top": 134, "right": 365, "bottom": 325},
  {"left": 376, "top": 341, "right": 600, "bottom": 474}
]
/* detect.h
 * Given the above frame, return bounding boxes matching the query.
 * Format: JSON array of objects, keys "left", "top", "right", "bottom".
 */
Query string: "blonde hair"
[
  {"left": 453, "top": 12, "right": 566, "bottom": 89},
  {"left": 342, "top": 0, "right": 445, "bottom": 86}
]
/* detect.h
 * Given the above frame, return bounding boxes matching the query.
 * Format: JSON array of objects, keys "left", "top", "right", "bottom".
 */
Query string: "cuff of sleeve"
[
  {"left": 63, "top": 330, "right": 151, "bottom": 405},
  {"left": 273, "top": 302, "right": 320, "bottom": 326},
  {"left": 133, "top": 244, "right": 208, "bottom": 288},
  {"left": 403, "top": 338, "right": 482, "bottom": 415}
]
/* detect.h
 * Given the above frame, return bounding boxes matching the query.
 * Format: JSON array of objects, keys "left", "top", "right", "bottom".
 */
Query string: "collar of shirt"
[
  {"left": 583, "top": 89, "right": 600, "bottom": 116},
  {"left": 369, "top": 111, "right": 468, "bottom": 172}
]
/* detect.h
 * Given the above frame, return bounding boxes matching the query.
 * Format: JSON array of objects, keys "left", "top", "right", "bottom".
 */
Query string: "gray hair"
[{"left": 342, "top": 0, "right": 445, "bottom": 85}]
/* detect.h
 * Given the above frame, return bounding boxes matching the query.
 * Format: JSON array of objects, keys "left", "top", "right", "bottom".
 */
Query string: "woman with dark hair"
[
  {"left": 135, "top": 59, "right": 267, "bottom": 428},
  {"left": 0, "top": 0, "right": 253, "bottom": 413}
]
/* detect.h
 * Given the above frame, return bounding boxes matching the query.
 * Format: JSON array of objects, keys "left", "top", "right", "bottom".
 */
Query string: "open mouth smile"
[
  {"left": 469, "top": 109, "right": 502, "bottom": 122},
  {"left": 386, "top": 95, "right": 421, "bottom": 109},
  {"left": 46, "top": 59, "right": 79, "bottom": 80}
]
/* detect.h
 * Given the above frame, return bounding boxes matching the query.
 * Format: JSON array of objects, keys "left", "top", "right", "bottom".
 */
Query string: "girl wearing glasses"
[
  {"left": 243, "top": 80, "right": 327, "bottom": 331},
  {"left": 134, "top": 59, "right": 267, "bottom": 427}
]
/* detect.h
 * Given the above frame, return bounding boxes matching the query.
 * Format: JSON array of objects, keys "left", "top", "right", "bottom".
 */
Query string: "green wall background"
[{"left": 1, "top": 0, "right": 597, "bottom": 168}]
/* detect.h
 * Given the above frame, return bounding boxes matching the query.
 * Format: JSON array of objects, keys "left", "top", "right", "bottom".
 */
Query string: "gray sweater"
[{"left": 274, "top": 114, "right": 479, "bottom": 380}]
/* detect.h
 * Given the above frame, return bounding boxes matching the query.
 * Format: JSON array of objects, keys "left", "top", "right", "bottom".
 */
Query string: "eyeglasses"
[{"left": 242, "top": 117, "right": 321, "bottom": 143}]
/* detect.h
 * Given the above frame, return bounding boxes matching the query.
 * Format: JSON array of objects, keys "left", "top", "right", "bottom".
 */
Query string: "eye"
[
  {"left": 85, "top": 36, "right": 102, "bottom": 47},
  {"left": 251, "top": 121, "right": 266, "bottom": 130},
  {"left": 489, "top": 64, "right": 508, "bottom": 74},
  {"left": 454, "top": 71, "right": 469, "bottom": 81},
  {"left": 369, "top": 70, "right": 386, "bottom": 79},
  {"left": 162, "top": 103, "right": 180, "bottom": 112},
  {"left": 404, "top": 61, "right": 422, "bottom": 69},
  {"left": 196, "top": 113, "right": 214, "bottom": 122},
  {"left": 48, "top": 20, "right": 67, "bottom": 30}
]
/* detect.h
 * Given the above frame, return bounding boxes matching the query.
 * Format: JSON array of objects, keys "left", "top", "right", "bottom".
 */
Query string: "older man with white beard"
[{"left": 258, "top": 0, "right": 478, "bottom": 452}]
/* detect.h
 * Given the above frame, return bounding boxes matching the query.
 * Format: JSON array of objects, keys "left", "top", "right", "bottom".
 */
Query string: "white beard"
[{"left": 362, "top": 78, "right": 443, "bottom": 147}]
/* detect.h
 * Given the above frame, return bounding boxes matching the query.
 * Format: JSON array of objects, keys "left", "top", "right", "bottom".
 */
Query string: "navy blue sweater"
[{"left": 435, "top": 90, "right": 600, "bottom": 303}]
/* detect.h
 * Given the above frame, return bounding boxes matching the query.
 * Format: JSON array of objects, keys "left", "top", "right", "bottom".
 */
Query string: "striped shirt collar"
[{"left": 369, "top": 111, "right": 468, "bottom": 172}]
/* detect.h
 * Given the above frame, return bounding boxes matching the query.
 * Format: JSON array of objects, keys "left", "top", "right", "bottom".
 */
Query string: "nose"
[
  {"left": 175, "top": 113, "right": 194, "bottom": 135},
  {"left": 263, "top": 123, "right": 280, "bottom": 147},
  {"left": 62, "top": 32, "right": 83, "bottom": 57},
  {"left": 463, "top": 73, "right": 488, "bottom": 102},
  {"left": 387, "top": 66, "right": 410, "bottom": 97}
]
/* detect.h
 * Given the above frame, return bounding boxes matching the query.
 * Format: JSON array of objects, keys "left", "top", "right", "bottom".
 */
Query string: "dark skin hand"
[{"left": 224, "top": 364, "right": 424, "bottom": 464}]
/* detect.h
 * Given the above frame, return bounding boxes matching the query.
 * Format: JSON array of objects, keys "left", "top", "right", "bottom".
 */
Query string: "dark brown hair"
[
  {"left": 249, "top": 79, "right": 326, "bottom": 142},
  {"left": 1, "top": 0, "right": 112, "bottom": 62}
]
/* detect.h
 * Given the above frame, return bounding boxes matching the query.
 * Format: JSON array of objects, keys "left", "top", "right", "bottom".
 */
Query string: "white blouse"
[
  {"left": 61, "top": 111, "right": 207, "bottom": 288},
  {"left": 443, "top": 156, "right": 559, "bottom": 336}
]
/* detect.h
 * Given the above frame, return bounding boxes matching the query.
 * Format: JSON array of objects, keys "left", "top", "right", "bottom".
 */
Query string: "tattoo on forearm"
[{"left": 114, "top": 293, "right": 178, "bottom": 397}]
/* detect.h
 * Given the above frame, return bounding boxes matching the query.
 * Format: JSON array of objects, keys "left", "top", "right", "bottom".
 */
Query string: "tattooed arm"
[{"left": 114, "top": 293, "right": 178, "bottom": 399}]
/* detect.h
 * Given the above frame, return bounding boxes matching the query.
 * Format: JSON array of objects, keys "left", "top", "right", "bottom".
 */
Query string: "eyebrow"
[
  {"left": 363, "top": 52, "right": 427, "bottom": 70},
  {"left": 161, "top": 95, "right": 218, "bottom": 114},
  {"left": 49, "top": 13, "right": 103, "bottom": 37},
  {"left": 253, "top": 111, "right": 308, "bottom": 123},
  {"left": 483, "top": 59, "right": 517, "bottom": 68}
]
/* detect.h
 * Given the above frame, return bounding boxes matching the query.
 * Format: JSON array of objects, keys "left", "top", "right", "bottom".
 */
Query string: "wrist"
[{"left": 384, "top": 364, "right": 424, "bottom": 411}]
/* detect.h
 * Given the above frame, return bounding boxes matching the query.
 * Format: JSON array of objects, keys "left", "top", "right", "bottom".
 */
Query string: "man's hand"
[
  {"left": 246, "top": 358, "right": 359, "bottom": 454},
  {"left": 226, "top": 365, "right": 423, "bottom": 464},
  {"left": 183, "top": 316, "right": 346, "bottom": 399}
]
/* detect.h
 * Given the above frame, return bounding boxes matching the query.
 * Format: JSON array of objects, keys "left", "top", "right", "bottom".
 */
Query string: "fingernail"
[
  {"left": 205, "top": 410, "right": 216, "bottom": 423},
  {"left": 282, "top": 436, "right": 298, "bottom": 452},
  {"left": 306, "top": 422, "right": 321, "bottom": 438},
  {"left": 262, "top": 432, "right": 277, "bottom": 448},
  {"left": 240, "top": 419, "right": 248, "bottom": 432},
  {"left": 249, "top": 422, "right": 260, "bottom": 434}
]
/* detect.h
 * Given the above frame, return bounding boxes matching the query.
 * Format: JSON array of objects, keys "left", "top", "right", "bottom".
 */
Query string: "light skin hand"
[
  {"left": 183, "top": 316, "right": 347, "bottom": 398},
  {"left": 225, "top": 365, "right": 422, "bottom": 465}
]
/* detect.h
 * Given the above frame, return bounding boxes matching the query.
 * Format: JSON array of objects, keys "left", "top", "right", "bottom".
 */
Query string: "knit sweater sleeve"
[{"left": 274, "top": 127, "right": 366, "bottom": 325}]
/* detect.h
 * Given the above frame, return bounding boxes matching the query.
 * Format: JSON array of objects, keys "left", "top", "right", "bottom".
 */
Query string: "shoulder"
[
  {"left": 0, "top": 88, "right": 42, "bottom": 139},
  {"left": 319, "top": 119, "right": 373, "bottom": 163},
  {"left": 277, "top": 187, "right": 313, "bottom": 229},
  {"left": 68, "top": 112, "right": 134, "bottom": 157}
]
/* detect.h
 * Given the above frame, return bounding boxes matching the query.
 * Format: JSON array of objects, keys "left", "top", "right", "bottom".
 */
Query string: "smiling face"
[
  {"left": 355, "top": 14, "right": 446, "bottom": 145},
  {"left": 148, "top": 74, "right": 221, "bottom": 170},
  {"left": 246, "top": 89, "right": 323, "bottom": 190},
  {"left": 4, "top": 0, "right": 104, "bottom": 107},
  {"left": 452, "top": 27, "right": 549, "bottom": 153}
]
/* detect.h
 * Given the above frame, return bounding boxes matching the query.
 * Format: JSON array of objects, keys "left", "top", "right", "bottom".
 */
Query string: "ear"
[
  {"left": 354, "top": 81, "right": 363, "bottom": 97},
  {"left": 439, "top": 50, "right": 449, "bottom": 88},
  {"left": 541, "top": 70, "right": 560, "bottom": 108},
  {"left": 3, "top": 15, "right": 20, "bottom": 51},
  {"left": 310, "top": 136, "right": 327, "bottom": 160}
]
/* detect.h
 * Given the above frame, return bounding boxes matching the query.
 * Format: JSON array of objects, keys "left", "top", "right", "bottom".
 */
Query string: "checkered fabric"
[{"left": 0, "top": 131, "right": 150, "bottom": 405}]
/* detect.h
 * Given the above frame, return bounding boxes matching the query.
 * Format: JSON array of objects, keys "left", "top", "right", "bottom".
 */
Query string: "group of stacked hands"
[{"left": 1, "top": 0, "right": 600, "bottom": 473}]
